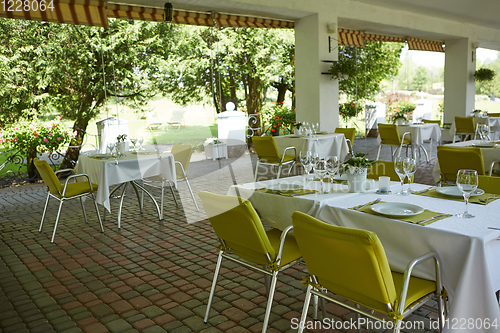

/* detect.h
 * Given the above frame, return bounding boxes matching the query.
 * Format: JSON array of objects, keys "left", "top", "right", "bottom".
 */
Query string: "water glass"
[
  {"left": 325, "top": 156, "right": 339, "bottom": 192},
  {"left": 137, "top": 136, "right": 144, "bottom": 150},
  {"left": 130, "top": 137, "right": 138, "bottom": 151},
  {"left": 456, "top": 169, "right": 478, "bottom": 218},
  {"left": 403, "top": 158, "right": 417, "bottom": 193},
  {"left": 394, "top": 157, "right": 408, "bottom": 196},
  {"left": 315, "top": 159, "right": 328, "bottom": 194}
]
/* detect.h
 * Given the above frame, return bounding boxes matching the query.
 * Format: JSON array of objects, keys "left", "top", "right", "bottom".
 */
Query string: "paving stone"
[{"left": 104, "top": 318, "right": 133, "bottom": 333}]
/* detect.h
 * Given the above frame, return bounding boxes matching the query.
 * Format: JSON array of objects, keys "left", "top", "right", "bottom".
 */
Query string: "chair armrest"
[
  {"left": 401, "top": 132, "right": 411, "bottom": 144},
  {"left": 175, "top": 160, "right": 187, "bottom": 178},
  {"left": 275, "top": 225, "right": 294, "bottom": 264},
  {"left": 397, "top": 251, "right": 444, "bottom": 314},
  {"left": 489, "top": 161, "right": 500, "bottom": 176},
  {"left": 281, "top": 146, "right": 297, "bottom": 163},
  {"left": 61, "top": 173, "right": 94, "bottom": 196},
  {"left": 55, "top": 168, "right": 76, "bottom": 175}
]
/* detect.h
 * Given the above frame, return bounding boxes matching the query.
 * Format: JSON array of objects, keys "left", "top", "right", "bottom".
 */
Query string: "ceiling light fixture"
[{"left": 164, "top": 3, "right": 173, "bottom": 22}]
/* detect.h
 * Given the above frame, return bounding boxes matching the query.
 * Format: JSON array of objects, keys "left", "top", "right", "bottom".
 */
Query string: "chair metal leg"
[
  {"left": 276, "top": 165, "right": 282, "bottom": 179},
  {"left": 297, "top": 284, "right": 313, "bottom": 333},
  {"left": 262, "top": 270, "right": 279, "bottom": 333},
  {"left": 204, "top": 251, "right": 223, "bottom": 323},
  {"left": 91, "top": 193, "right": 104, "bottom": 232},
  {"left": 80, "top": 197, "right": 88, "bottom": 224},
  {"left": 169, "top": 183, "right": 179, "bottom": 206},
  {"left": 51, "top": 200, "right": 64, "bottom": 243},
  {"left": 160, "top": 183, "right": 165, "bottom": 220},
  {"left": 185, "top": 178, "right": 199, "bottom": 211},
  {"left": 376, "top": 145, "right": 382, "bottom": 160},
  {"left": 39, "top": 192, "right": 51, "bottom": 232},
  {"left": 320, "top": 297, "right": 327, "bottom": 320},
  {"left": 254, "top": 161, "right": 260, "bottom": 182},
  {"left": 117, "top": 183, "right": 128, "bottom": 229},
  {"left": 312, "top": 293, "right": 319, "bottom": 320}
]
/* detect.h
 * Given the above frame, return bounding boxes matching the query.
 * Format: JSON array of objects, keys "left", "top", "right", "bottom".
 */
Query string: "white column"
[
  {"left": 443, "top": 38, "right": 476, "bottom": 124},
  {"left": 295, "top": 14, "right": 339, "bottom": 132}
]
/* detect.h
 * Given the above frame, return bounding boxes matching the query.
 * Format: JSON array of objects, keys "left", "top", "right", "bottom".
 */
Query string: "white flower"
[{"left": 204, "top": 137, "right": 221, "bottom": 146}]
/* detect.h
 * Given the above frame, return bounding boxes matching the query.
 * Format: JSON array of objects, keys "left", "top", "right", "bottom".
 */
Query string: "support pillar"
[
  {"left": 295, "top": 14, "right": 339, "bottom": 132},
  {"left": 443, "top": 38, "right": 476, "bottom": 124}
]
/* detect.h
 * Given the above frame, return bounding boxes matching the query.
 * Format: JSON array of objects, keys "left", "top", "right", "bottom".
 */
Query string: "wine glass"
[
  {"left": 394, "top": 157, "right": 408, "bottom": 195},
  {"left": 315, "top": 159, "right": 328, "bottom": 194},
  {"left": 107, "top": 142, "right": 115, "bottom": 155},
  {"left": 305, "top": 151, "right": 314, "bottom": 180},
  {"left": 137, "top": 136, "right": 144, "bottom": 150},
  {"left": 403, "top": 158, "right": 417, "bottom": 194},
  {"left": 456, "top": 169, "right": 478, "bottom": 218},
  {"left": 325, "top": 155, "right": 339, "bottom": 193},
  {"left": 130, "top": 137, "right": 137, "bottom": 151},
  {"left": 299, "top": 151, "right": 310, "bottom": 179}
]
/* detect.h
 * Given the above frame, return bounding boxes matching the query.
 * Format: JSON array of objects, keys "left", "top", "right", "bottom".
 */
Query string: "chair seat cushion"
[
  {"left": 392, "top": 271, "right": 436, "bottom": 310},
  {"left": 61, "top": 182, "right": 98, "bottom": 198},
  {"left": 259, "top": 155, "right": 295, "bottom": 164},
  {"left": 266, "top": 228, "right": 302, "bottom": 265}
]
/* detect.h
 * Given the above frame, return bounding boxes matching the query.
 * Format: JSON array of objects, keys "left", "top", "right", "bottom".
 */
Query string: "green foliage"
[
  {"left": 330, "top": 42, "right": 404, "bottom": 100},
  {"left": 412, "top": 66, "right": 429, "bottom": 91},
  {"left": 475, "top": 68, "right": 496, "bottom": 82},
  {"left": 386, "top": 100, "right": 416, "bottom": 123},
  {"left": 261, "top": 102, "right": 296, "bottom": 134},
  {"left": 339, "top": 101, "right": 363, "bottom": 123},
  {"left": 0, "top": 117, "right": 73, "bottom": 156},
  {"left": 341, "top": 153, "right": 375, "bottom": 175}
]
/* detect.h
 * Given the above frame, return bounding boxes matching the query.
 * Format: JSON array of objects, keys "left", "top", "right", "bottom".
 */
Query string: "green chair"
[
  {"left": 252, "top": 136, "right": 296, "bottom": 182},
  {"left": 478, "top": 175, "right": 500, "bottom": 194},
  {"left": 367, "top": 160, "right": 400, "bottom": 182},
  {"left": 34, "top": 158, "right": 103, "bottom": 243},
  {"left": 453, "top": 117, "right": 476, "bottom": 143},
  {"left": 422, "top": 119, "right": 441, "bottom": 126},
  {"left": 377, "top": 124, "right": 412, "bottom": 161},
  {"left": 335, "top": 127, "right": 355, "bottom": 155},
  {"left": 437, "top": 146, "right": 485, "bottom": 184},
  {"left": 199, "top": 191, "right": 302, "bottom": 333},
  {"left": 292, "top": 211, "right": 447, "bottom": 333}
]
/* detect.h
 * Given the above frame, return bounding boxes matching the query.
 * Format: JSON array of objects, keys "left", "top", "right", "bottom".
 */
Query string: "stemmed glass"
[
  {"left": 315, "top": 159, "right": 328, "bottom": 194},
  {"left": 456, "top": 169, "right": 478, "bottom": 218},
  {"left": 325, "top": 156, "right": 339, "bottom": 193},
  {"left": 478, "top": 124, "right": 490, "bottom": 141},
  {"left": 137, "top": 136, "right": 144, "bottom": 150},
  {"left": 299, "top": 151, "right": 312, "bottom": 182},
  {"left": 130, "top": 137, "right": 138, "bottom": 151},
  {"left": 403, "top": 158, "right": 417, "bottom": 194},
  {"left": 107, "top": 142, "right": 115, "bottom": 155},
  {"left": 394, "top": 157, "right": 408, "bottom": 195}
]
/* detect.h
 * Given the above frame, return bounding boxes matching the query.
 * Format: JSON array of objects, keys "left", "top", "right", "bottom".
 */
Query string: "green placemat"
[
  {"left": 255, "top": 188, "right": 317, "bottom": 197},
  {"left": 413, "top": 187, "right": 499, "bottom": 205},
  {"left": 88, "top": 155, "right": 112, "bottom": 160},
  {"left": 349, "top": 200, "right": 452, "bottom": 226}
]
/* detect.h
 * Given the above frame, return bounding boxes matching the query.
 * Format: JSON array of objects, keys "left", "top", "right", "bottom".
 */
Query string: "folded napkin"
[
  {"left": 255, "top": 188, "right": 317, "bottom": 197},
  {"left": 349, "top": 200, "right": 452, "bottom": 226},
  {"left": 413, "top": 187, "right": 499, "bottom": 205}
]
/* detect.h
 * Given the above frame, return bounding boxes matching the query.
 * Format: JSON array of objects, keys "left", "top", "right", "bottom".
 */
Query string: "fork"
[
  {"left": 353, "top": 198, "right": 381, "bottom": 210},
  {"left": 479, "top": 195, "right": 499, "bottom": 203},
  {"left": 417, "top": 214, "right": 449, "bottom": 225}
]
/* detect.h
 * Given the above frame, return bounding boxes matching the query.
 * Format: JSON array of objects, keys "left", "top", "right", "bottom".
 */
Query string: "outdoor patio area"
[{"left": 0, "top": 138, "right": 441, "bottom": 333}]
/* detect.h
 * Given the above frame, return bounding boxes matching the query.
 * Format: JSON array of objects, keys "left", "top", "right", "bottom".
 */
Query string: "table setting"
[{"left": 273, "top": 132, "right": 349, "bottom": 162}]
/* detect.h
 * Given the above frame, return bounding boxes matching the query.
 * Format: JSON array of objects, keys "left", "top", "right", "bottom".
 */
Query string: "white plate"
[
  {"left": 266, "top": 184, "right": 303, "bottom": 192},
  {"left": 371, "top": 203, "right": 424, "bottom": 217},
  {"left": 472, "top": 142, "right": 497, "bottom": 148},
  {"left": 436, "top": 187, "right": 485, "bottom": 197},
  {"left": 333, "top": 174, "right": 348, "bottom": 181}
]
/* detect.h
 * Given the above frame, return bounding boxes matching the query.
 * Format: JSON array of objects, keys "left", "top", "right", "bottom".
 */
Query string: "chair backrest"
[
  {"left": 171, "top": 144, "right": 192, "bottom": 177},
  {"left": 170, "top": 110, "right": 185, "bottom": 123},
  {"left": 478, "top": 175, "right": 500, "bottom": 194},
  {"left": 367, "top": 160, "right": 400, "bottom": 181},
  {"left": 34, "top": 158, "right": 63, "bottom": 195},
  {"left": 437, "top": 146, "right": 485, "bottom": 183},
  {"left": 454, "top": 117, "right": 475, "bottom": 133},
  {"left": 487, "top": 113, "right": 500, "bottom": 117},
  {"left": 198, "top": 191, "right": 276, "bottom": 265},
  {"left": 377, "top": 124, "right": 401, "bottom": 146},
  {"left": 422, "top": 119, "right": 441, "bottom": 126},
  {"left": 252, "top": 136, "right": 280, "bottom": 163},
  {"left": 292, "top": 211, "right": 397, "bottom": 313},
  {"left": 335, "top": 128, "right": 355, "bottom": 143}
]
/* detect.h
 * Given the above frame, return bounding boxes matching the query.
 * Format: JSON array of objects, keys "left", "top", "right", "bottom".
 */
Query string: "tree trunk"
[
  {"left": 246, "top": 76, "right": 262, "bottom": 116},
  {"left": 60, "top": 118, "right": 89, "bottom": 170},
  {"left": 26, "top": 150, "right": 38, "bottom": 180}
]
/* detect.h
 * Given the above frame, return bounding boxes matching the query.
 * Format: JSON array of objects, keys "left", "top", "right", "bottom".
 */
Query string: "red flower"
[
  {"left": 271, "top": 129, "right": 275, "bottom": 132},
  {"left": 292, "top": 120, "right": 295, "bottom": 123},
  {"left": 273, "top": 125, "right": 277, "bottom": 128}
]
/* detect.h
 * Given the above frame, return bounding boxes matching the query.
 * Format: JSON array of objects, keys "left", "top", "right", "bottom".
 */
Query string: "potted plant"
[
  {"left": 116, "top": 134, "right": 127, "bottom": 155},
  {"left": 262, "top": 102, "right": 296, "bottom": 136},
  {"left": 339, "top": 101, "right": 363, "bottom": 126},
  {"left": 387, "top": 100, "right": 416, "bottom": 125},
  {"left": 204, "top": 137, "right": 228, "bottom": 161},
  {"left": 475, "top": 68, "right": 496, "bottom": 82},
  {"left": 341, "top": 153, "right": 375, "bottom": 193}
]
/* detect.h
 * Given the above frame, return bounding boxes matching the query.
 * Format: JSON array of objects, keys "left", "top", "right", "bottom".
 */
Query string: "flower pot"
[
  {"left": 397, "top": 118, "right": 404, "bottom": 125},
  {"left": 346, "top": 168, "right": 368, "bottom": 193},
  {"left": 116, "top": 142, "right": 126, "bottom": 155}
]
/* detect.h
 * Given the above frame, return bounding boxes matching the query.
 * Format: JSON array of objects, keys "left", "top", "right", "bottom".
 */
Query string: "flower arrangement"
[
  {"left": 386, "top": 100, "right": 416, "bottom": 124},
  {"left": 339, "top": 101, "right": 363, "bottom": 123},
  {"left": 204, "top": 137, "right": 222, "bottom": 146},
  {"left": 117, "top": 134, "right": 127, "bottom": 142},
  {"left": 0, "top": 117, "right": 73, "bottom": 156},
  {"left": 341, "top": 153, "right": 375, "bottom": 175},
  {"left": 261, "top": 102, "right": 296, "bottom": 135}
]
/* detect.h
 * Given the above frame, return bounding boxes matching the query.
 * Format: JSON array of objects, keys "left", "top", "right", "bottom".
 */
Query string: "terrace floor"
[{"left": 0, "top": 138, "right": 440, "bottom": 333}]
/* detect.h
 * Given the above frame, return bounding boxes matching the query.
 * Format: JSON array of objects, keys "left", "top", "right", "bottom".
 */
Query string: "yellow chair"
[
  {"left": 292, "top": 212, "right": 447, "bottom": 333},
  {"left": 335, "top": 127, "right": 355, "bottom": 155},
  {"left": 252, "top": 136, "right": 296, "bottom": 182},
  {"left": 422, "top": 119, "right": 441, "bottom": 126},
  {"left": 478, "top": 175, "right": 500, "bottom": 194},
  {"left": 34, "top": 158, "right": 103, "bottom": 243},
  {"left": 487, "top": 113, "right": 500, "bottom": 117},
  {"left": 376, "top": 124, "right": 412, "bottom": 161},
  {"left": 199, "top": 191, "right": 302, "bottom": 333},
  {"left": 436, "top": 146, "right": 485, "bottom": 184},
  {"left": 142, "top": 144, "right": 199, "bottom": 219},
  {"left": 453, "top": 117, "right": 476, "bottom": 143},
  {"left": 367, "top": 160, "right": 400, "bottom": 182}
]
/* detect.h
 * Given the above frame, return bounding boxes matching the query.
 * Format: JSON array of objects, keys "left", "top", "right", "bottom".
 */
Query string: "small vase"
[
  {"left": 397, "top": 119, "right": 404, "bottom": 125},
  {"left": 116, "top": 142, "right": 126, "bottom": 155},
  {"left": 346, "top": 169, "right": 368, "bottom": 193}
]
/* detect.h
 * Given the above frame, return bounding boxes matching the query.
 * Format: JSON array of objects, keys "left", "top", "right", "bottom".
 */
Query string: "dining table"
[
  {"left": 432, "top": 140, "right": 500, "bottom": 182},
  {"left": 473, "top": 116, "right": 500, "bottom": 141},
  {"left": 227, "top": 176, "right": 500, "bottom": 333},
  {"left": 273, "top": 133, "right": 349, "bottom": 162},
  {"left": 77, "top": 150, "right": 176, "bottom": 227}
]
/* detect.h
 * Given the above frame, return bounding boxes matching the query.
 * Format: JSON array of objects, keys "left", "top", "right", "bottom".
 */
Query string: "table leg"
[
  {"left": 118, "top": 182, "right": 128, "bottom": 229},
  {"left": 130, "top": 181, "right": 143, "bottom": 214},
  {"left": 131, "top": 181, "right": 161, "bottom": 221}
]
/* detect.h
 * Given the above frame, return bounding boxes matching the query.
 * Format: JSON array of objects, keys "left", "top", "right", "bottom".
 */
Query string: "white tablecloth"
[
  {"left": 77, "top": 152, "right": 176, "bottom": 212},
  {"left": 273, "top": 133, "right": 349, "bottom": 162},
  {"left": 228, "top": 177, "right": 500, "bottom": 332},
  {"left": 432, "top": 140, "right": 500, "bottom": 182}
]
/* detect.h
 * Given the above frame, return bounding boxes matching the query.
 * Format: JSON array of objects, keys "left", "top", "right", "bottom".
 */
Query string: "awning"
[
  {"left": 408, "top": 38, "right": 445, "bottom": 52},
  {"left": 0, "top": 0, "right": 108, "bottom": 27},
  {"left": 338, "top": 28, "right": 365, "bottom": 47}
]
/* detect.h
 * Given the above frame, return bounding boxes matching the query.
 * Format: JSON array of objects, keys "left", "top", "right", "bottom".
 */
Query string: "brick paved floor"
[{"left": 0, "top": 138, "right": 440, "bottom": 333}]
